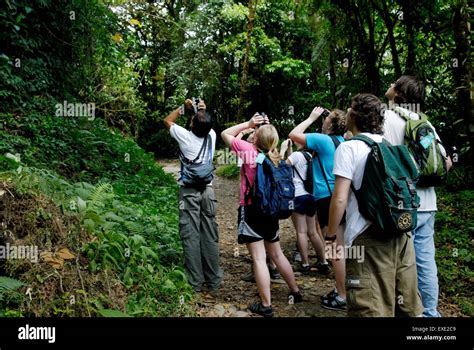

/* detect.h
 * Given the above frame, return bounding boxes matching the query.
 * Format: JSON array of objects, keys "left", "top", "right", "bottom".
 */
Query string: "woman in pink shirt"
[{"left": 221, "top": 114, "right": 302, "bottom": 318}]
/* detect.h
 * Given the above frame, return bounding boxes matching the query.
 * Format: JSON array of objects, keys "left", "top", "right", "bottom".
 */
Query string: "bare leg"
[
  {"left": 322, "top": 225, "right": 346, "bottom": 299},
  {"left": 265, "top": 241, "right": 299, "bottom": 293},
  {"left": 291, "top": 212, "right": 309, "bottom": 265},
  {"left": 247, "top": 241, "right": 271, "bottom": 306},
  {"left": 306, "top": 215, "right": 327, "bottom": 263}
]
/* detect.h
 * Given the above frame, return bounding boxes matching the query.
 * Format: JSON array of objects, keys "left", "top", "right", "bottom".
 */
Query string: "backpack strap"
[
  {"left": 179, "top": 135, "right": 209, "bottom": 164},
  {"left": 241, "top": 151, "right": 264, "bottom": 206},
  {"left": 329, "top": 134, "right": 342, "bottom": 148},
  {"left": 349, "top": 134, "right": 375, "bottom": 195},
  {"left": 292, "top": 151, "right": 311, "bottom": 182},
  {"left": 394, "top": 106, "right": 425, "bottom": 122},
  {"left": 350, "top": 134, "right": 376, "bottom": 146}
]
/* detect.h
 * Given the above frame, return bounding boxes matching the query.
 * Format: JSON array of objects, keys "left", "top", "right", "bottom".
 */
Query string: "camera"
[
  {"left": 192, "top": 97, "right": 201, "bottom": 114},
  {"left": 256, "top": 112, "right": 269, "bottom": 126},
  {"left": 321, "top": 109, "right": 330, "bottom": 119}
]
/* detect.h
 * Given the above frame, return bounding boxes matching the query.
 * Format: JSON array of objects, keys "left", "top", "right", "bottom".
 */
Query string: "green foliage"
[
  {"left": 216, "top": 164, "right": 240, "bottom": 179},
  {"left": 0, "top": 276, "right": 24, "bottom": 314},
  {"left": 435, "top": 185, "right": 474, "bottom": 316},
  {"left": 0, "top": 276, "right": 24, "bottom": 301},
  {"left": 1, "top": 0, "right": 472, "bottom": 317},
  {"left": 97, "top": 308, "right": 131, "bottom": 317},
  {"left": 0, "top": 107, "right": 193, "bottom": 316}
]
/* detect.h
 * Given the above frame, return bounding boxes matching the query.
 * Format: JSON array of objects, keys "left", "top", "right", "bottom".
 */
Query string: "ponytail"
[{"left": 255, "top": 125, "right": 281, "bottom": 166}]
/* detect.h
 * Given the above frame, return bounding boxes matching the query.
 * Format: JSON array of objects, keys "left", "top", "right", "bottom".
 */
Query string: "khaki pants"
[
  {"left": 346, "top": 226, "right": 423, "bottom": 317},
  {"left": 179, "top": 186, "right": 223, "bottom": 291}
]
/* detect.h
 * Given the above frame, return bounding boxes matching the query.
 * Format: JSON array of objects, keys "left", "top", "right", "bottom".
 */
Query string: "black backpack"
[{"left": 293, "top": 150, "right": 314, "bottom": 194}]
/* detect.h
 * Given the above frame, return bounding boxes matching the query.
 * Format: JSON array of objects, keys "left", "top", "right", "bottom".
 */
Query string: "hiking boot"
[
  {"left": 288, "top": 290, "right": 303, "bottom": 304},
  {"left": 268, "top": 265, "right": 281, "bottom": 280},
  {"left": 321, "top": 293, "right": 346, "bottom": 311},
  {"left": 249, "top": 302, "right": 273, "bottom": 318},
  {"left": 241, "top": 270, "right": 256, "bottom": 283},
  {"left": 315, "top": 261, "right": 331, "bottom": 275}
]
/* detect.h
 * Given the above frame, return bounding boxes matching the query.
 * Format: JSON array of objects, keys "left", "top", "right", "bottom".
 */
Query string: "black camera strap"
[{"left": 179, "top": 135, "right": 210, "bottom": 165}]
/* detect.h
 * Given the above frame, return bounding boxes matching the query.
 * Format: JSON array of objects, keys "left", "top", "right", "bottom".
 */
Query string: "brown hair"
[
  {"left": 349, "top": 93, "right": 384, "bottom": 135},
  {"left": 394, "top": 75, "right": 425, "bottom": 106},
  {"left": 329, "top": 109, "right": 347, "bottom": 135}
]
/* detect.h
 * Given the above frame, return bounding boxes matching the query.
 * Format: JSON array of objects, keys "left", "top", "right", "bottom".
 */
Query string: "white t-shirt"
[
  {"left": 383, "top": 108, "right": 445, "bottom": 211},
  {"left": 287, "top": 151, "right": 311, "bottom": 197},
  {"left": 333, "top": 133, "right": 384, "bottom": 247},
  {"left": 169, "top": 124, "right": 216, "bottom": 185}
]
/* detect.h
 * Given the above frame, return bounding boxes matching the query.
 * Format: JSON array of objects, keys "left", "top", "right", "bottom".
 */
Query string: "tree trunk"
[
  {"left": 372, "top": 0, "right": 401, "bottom": 77},
  {"left": 366, "top": 8, "right": 379, "bottom": 95},
  {"left": 399, "top": 0, "right": 416, "bottom": 74},
  {"left": 453, "top": 1, "right": 473, "bottom": 148},
  {"left": 237, "top": 0, "right": 257, "bottom": 122}
]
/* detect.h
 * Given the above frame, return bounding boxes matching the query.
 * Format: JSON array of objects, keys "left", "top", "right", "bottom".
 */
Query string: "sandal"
[
  {"left": 321, "top": 292, "right": 346, "bottom": 311},
  {"left": 249, "top": 302, "right": 273, "bottom": 318}
]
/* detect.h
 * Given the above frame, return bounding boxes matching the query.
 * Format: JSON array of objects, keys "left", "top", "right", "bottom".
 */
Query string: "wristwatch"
[{"left": 325, "top": 235, "right": 337, "bottom": 242}]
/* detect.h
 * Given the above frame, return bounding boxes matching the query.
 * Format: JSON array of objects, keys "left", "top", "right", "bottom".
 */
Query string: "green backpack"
[
  {"left": 350, "top": 134, "right": 420, "bottom": 235},
  {"left": 394, "top": 107, "right": 448, "bottom": 187}
]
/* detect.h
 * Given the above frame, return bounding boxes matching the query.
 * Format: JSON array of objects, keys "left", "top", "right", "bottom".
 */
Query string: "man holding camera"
[{"left": 163, "top": 98, "right": 223, "bottom": 293}]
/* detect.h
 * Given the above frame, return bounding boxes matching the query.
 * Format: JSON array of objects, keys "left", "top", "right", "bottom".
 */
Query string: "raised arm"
[
  {"left": 289, "top": 106, "right": 327, "bottom": 146},
  {"left": 221, "top": 114, "right": 266, "bottom": 148},
  {"left": 163, "top": 99, "right": 195, "bottom": 130}
]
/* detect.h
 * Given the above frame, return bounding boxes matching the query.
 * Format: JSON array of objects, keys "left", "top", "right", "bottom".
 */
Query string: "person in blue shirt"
[{"left": 289, "top": 106, "right": 347, "bottom": 311}]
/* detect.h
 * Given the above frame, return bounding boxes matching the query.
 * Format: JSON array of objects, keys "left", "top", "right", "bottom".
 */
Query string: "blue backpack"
[{"left": 243, "top": 153, "right": 295, "bottom": 219}]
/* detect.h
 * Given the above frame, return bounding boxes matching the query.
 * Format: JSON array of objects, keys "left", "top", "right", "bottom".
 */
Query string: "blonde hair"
[{"left": 255, "top": 124, "right": 281, "bottom": 166}]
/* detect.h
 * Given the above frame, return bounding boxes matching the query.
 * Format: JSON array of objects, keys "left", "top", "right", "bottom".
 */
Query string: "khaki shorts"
[{"left": 346, "top": 226, "right": 423, "bottom": 317}]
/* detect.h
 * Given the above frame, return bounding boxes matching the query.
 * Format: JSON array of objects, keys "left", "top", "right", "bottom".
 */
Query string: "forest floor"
[{"left": 159, "top": 159, "right": 462, "bottom": 318}]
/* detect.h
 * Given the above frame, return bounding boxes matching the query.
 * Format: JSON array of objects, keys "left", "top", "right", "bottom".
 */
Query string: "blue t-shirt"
[{"left": 306, "top": 133, "right": 344, "bottom": 201}]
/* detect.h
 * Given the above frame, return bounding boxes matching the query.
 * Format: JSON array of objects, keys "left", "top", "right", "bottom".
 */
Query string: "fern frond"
[
  {"left": 0, "top": 276, "right": 23, "bottom": 291},
  {"left": 89, "top": 183, "right": 114, "bottom": 208},
  {"left": 0, "top": 276, "right": 23, "bottom": 301}
]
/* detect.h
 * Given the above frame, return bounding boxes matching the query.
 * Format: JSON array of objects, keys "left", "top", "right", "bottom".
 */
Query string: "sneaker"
[
  {"left": 299, "top": 263, "right": 311, "bottom": 274},
  {"left": 249, "top": 302, "right": 273, "bottom": 318},
  {"left": 288, "top": 290, "right": 303, "bottom": 304},
  {"left": 293, "top": 251, "right": 302, "bottom": 263},
  {"left": 321, "top": 293, "right": 346, "bottom": 311},
  {"left": 315, "top": 261, "right": 331, "bottom": 275},
  {"left": 241, "top": 270, "right": 255, "bottom": 283},
  {"left": 320, "top": 288, "right": 338, "bottom": 301},
  {"left": 268, "top": 265, "right": 281, "bottom": 280}
]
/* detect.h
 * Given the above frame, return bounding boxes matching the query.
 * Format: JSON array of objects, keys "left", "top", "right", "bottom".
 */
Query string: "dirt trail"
[
  {"left": 159, "top": 159, "right": 343, "bottom": 317},
  {"left": 158, "top": 159, "right": 460, "bottom": 317}
]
